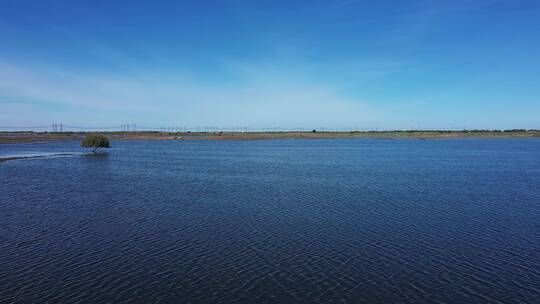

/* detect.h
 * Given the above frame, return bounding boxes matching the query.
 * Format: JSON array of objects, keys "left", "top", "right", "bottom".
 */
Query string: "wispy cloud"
[{"left": 0, "top": 60, "right": 380, "bottom": 128}]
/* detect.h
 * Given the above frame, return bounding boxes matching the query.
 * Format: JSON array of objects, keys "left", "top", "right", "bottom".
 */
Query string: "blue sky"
[{"left": 1, "top": 0, "right": 539, "bottom": 130}]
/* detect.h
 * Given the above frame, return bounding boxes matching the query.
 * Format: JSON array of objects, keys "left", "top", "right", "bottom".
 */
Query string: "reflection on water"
[
  {"left": 81, "top": 151, "right": 110, "bottom": 159},
  {"left": 1, "top": 139, "right": 539, "bottom": 303}
]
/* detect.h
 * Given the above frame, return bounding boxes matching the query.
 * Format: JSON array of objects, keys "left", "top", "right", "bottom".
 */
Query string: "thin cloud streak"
[{"left": 0, "top": 61, "right": 380, "bottom": 129}]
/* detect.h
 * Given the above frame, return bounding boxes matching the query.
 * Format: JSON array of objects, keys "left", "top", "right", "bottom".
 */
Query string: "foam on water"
[{"left": 0, "top": 151, "right": 83, "bottom": 162}]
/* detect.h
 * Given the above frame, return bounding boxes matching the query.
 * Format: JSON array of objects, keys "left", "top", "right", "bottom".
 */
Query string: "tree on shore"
[{"left": 81, "top": 134, "right": 110, "bottom": 153}]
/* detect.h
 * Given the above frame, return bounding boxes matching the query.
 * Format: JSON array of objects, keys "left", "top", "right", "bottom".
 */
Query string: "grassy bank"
[{"left": 1, "top": 130, "right": 539, "bottom": 144}]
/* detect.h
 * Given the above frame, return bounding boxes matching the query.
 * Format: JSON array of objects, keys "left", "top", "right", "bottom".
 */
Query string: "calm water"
[{"left": 1, "top": 139, "right": 539, "bottom": 303}]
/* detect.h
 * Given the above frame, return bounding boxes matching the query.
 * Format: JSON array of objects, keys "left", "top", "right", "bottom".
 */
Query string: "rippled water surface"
[{"left": 1, "top": 139, "right": 539, "bottom": 303}]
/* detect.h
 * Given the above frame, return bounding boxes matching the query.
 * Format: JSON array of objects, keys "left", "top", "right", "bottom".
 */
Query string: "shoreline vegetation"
[{"left": 1, "top": 129, "right": 539, "bottom": 144}]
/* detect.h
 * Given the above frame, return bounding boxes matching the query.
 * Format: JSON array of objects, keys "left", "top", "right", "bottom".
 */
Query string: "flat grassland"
[{"left": 1, "top": 130, "right": 539, "bottom": 144}]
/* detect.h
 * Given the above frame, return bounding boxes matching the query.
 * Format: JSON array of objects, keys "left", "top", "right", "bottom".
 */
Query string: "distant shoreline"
[{"left": 1, "top": 130, "right": 539, "bottom": 144}]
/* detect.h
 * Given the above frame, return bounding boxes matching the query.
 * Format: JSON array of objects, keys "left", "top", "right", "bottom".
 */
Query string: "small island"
[{"left": 81, "top": 134, "right": 111, "bottom": 152}]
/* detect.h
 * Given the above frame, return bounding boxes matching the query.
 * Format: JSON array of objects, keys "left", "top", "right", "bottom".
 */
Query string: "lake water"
[{"left": 1, "top": 138, "right": 539, "bottom": 303}]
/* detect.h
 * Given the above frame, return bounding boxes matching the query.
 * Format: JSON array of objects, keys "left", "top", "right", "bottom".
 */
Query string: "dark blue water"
[{"left": 1, "top": 139, "right": 539, "bottom": 303}]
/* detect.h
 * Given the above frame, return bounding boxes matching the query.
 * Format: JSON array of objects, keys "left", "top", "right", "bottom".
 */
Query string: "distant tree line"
[{"left": 349, "top": 129, "right": 539, "bottom": 133}]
